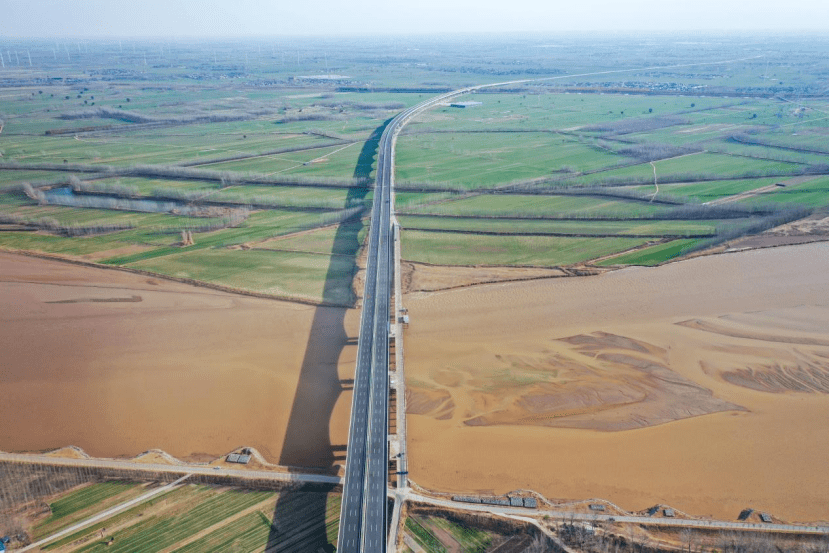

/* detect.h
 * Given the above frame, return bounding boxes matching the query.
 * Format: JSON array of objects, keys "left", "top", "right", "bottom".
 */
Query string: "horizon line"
[{"left": 3, "top": 29, "right": 829, "bottom": 41}]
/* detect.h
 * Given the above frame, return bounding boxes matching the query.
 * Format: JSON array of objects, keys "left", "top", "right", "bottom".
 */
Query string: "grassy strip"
[
  {"left": 101, "top": 210, "right": 335, "bottom": 264},
  {"left": 0, "top": 194, "right": 224, "bottom": 228},
  {"left": 0, "top": 212, "right": 136, "bottom": 236},
  {"left": 147, "top": 184, "right": 364, "bottom": 210},
  {"left": 557, "top": 153, "right": 810, "bottom": 188},
  {"left": 0, "top": 230, "right": 154, "bottom": 257},
  {"left": 252, "top": 220, "right": 366, "bottom": 256},
  {"left": 595, "top": 238, "right": 705, "bottom": 266},
  {"left": 0, "top": 170, "right": 67, "bottom": 190},
  {"left": 325, "top": 494, "right": 342, "bottom": 545},
  {"left": 395, "top": 132, "right": 625, "bottom": 188},
  {"left": 403, "top": 193, "right": 668, "bottom": 218},
  {"left": 401, "top": 230, "right": 648, "bottom": 267},
  {"left": 126, "top": 248, "right": 357, "bottom": 305},
  {"left": 178, "top": 138, "right": 353, "bottom": 167},
  {"left": 629, "top": 178, "right": 781, "bottom": 201},
  {"left": 739, "top": 175, "right": 829, "bottom": 208},
  {"left": 66, "top": 178, "right": 362, "bottom": 211},
  {"left": 729, "top": 133, "right": 829, "bottom": 156},
  {"left": 397, "top": 215, "right": 719, "bottom": 237}
]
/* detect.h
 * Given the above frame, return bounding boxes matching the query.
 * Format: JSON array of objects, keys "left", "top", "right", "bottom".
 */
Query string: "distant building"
[{"left": 450, "top": 101, "right": 482, "bottom": 108}]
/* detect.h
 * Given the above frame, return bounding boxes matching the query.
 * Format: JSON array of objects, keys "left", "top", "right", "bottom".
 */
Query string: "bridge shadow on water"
[{"left": 265, "top": 120, "right": 391, "bottom": 552}]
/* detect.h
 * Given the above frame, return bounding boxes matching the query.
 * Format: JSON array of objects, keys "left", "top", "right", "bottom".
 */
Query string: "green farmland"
[
  {"left": 2, "top": 33, "right": 829, "bottom": 553},
  {"left": 596, "top": 238, "right": 706, "bottom": 266},
  {"left": 35, "top": 483, "right": 340, "bottom": 553},
  {"left": 22, "top": 477, "right": 528, "bottom": 553},
  {"left": 127, "top": 247, "right": 357, "bottom": 304},
  {"left": 402, "top": 513, "right": 501, "bottom": 553},
  {"left": 0, "top": 54, "right": 392, "bottom": 305},
  {"left": 33, "top": 482, "right": 142, "bottom": 540},
  {"left": 740, "top": 176, "right": 829, "bottom": 208},
  {"left": 401, "top": 230, "right": 648, "bottom": 266},
  {"left": 398, "top": 215, "right": 721, "bottom": 237},
  {"left": 1, "top": 36, "right": 824, "bottom": 302},
  {"left": 403, "top": 193, "right": 671, "bottom": 218},
  {"left": 396, "top": 132, "right": 623, "bottom": 188},
  {"left": 630, "top": 177, "right": 782, "bottom": 201}
]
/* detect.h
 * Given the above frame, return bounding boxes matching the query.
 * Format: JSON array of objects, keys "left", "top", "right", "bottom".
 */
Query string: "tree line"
[{"left": 1, "top": 161, "right": 369, "bottom": 189}]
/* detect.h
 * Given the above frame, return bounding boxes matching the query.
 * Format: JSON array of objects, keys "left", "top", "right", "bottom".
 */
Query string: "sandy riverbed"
[
  {"left": 3, "top": 242, "right": 829, "bottom": 522},
  {"left": 0, "top": 252, "right": 355, "bottom": 468},
  {"left": 404, "top": 242, "right": 829, "bottom": 522}
]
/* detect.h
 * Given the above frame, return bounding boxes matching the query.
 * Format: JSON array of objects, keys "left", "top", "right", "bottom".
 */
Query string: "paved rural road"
[
  {"left": 0, "top": 452, "right": 341, "bottom": 485},
  {"left": 403, "top": 491, "right": 829, "bottom": 536}
]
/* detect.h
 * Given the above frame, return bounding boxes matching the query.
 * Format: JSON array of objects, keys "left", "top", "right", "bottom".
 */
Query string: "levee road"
[{"left": 0, "top": 451, "right": 341, "bottom": 486}]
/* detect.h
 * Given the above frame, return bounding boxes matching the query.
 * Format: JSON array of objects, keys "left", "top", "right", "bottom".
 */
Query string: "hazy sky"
[{"left": 2, "top": 0, "right": 828, "bottom": 37}]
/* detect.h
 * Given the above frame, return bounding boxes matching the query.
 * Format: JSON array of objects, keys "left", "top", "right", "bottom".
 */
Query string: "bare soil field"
[
  {"left": 724, "top": 211, "right": 829, "bottom": 251},
  {"left": 405, "top": 242, "right": 829, "bottom": 522},
  {"left": 0, "top": 252, "right": 355, "bottom": 468},
  {"left": 401, "top": 261, "right": 584, "bottom": 293}
]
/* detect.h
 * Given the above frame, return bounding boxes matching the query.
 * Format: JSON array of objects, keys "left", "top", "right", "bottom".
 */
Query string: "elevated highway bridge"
[
  {"left": 336, "top": 56, "right": 774, "bottom": 552},
  {"left": 335, "top": 89, "right": 474, "bottom": 553}
]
